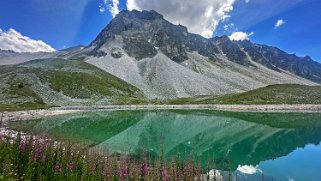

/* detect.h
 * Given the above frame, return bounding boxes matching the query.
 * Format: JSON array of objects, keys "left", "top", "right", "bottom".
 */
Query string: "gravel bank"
[
  {"left": 2, "top": 104, "right": 321, "bottom": 125},
  {"left": 53, "top": 104, "right": 321, "bottom": 112}
]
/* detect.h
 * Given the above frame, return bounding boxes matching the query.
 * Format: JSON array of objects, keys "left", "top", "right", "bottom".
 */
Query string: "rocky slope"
[{"left": 85, "top": 10, "right": 319, "bottom": 98}]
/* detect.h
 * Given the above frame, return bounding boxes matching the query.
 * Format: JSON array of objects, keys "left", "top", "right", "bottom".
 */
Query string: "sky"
[{"left": 0, "top": 0, "right": 320, "bottom": 61}]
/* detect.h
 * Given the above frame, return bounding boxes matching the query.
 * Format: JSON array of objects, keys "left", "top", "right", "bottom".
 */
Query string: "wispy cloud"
[
  {"left": 229, "top": 31, "right": 254, "bottom": 41},
  {"left": 127, "top": 0, "right": 236, "bottom": 38},
  {"left": 0, "top": 28, "right": 55, "bottom": 53},
  {"left": 223, "top": 23, "right": 236, "bottom": 32},
  {"left": 274, "top": 19, "right": 285, "bottom": 29},
  {"left": 100, "top": 0, "right": 120, "bottom": 17},
  {"left": 99, "top": 4, "right": 106, "bottom": 13}
]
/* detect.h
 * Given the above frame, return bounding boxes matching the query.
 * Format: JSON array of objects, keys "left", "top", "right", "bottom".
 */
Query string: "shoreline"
[
  {"left": 54, "top": 104, "right": 321, "bottom": 112},
  {"left": 2, "top": 104, "right": 321, "bottom": 124}
]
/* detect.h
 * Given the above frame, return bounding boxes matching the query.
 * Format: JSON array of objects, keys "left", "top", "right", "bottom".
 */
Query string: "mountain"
[
  {"left": 236, "top": 40, "right": 321, "bottom": 83},
  {"left": 0, "top": 10, "right": 321, "bottom": 107},
  {"left": 0, "top": 46, "right": 85, "bottom": 65},
  {"left": 85, "top": 10, "right": 320, "bottom": 98}
]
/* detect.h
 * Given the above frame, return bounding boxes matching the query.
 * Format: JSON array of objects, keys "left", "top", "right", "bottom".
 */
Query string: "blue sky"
[{"left": 0, "top": 0, "right": 320, "bottom": 61}]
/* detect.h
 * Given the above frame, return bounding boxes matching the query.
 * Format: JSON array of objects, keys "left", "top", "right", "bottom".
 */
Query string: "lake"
[{"left": 8, "top": 110, "right": 321, "bottom": 181}]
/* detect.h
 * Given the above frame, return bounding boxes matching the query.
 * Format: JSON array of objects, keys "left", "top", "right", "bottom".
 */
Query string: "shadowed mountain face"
[
  {"left": 90, "top": 10, "right": 220, "bottom": 63},
  {"left": 9, "top": 110, "right": 321, "bottom": 171},
  {"left": 236, "top": 40, "right": 321, "bottom": 83}
]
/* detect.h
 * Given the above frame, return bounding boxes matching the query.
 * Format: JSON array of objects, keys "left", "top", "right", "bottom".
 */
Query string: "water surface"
[{"left": 9, "top": 110, "right": 321, "bottom": 181}]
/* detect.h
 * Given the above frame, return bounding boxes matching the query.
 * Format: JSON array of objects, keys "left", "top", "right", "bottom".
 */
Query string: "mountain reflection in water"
[{"left": 9, "top": 110, "right": 321, "bottom": 180}]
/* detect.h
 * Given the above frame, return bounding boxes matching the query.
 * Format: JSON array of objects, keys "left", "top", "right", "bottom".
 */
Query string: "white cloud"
[
  {"left": 109, "top": 0, "right": 120, "bottom": 17},
  {"left": 0, "top": 28, "right": 55, "bottom": 53},
  {"left": 245, "top": 0, "right": 251, "bottom": 3},
  {"left": 126, "top": 0, "right": 236, "bottom": 38},
  {"left": 274, "top": 19, "right": 285, "bottom": 29},
  {"left": 229, "top": 31, "right": 254, "bottom": 41},
  {"left": 100, "top": 0, "right": 120, "bottom": 17}
]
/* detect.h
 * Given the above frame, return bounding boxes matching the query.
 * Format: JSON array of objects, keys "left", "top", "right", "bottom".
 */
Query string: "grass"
[
  {"left": 169, "top": 84, "right": 321, "bottom": 105},
  {"left": 43, "top": 71, "right": 137, "bottom": 99},
  {"left": 6, "top": 78, "right": 44, "bottom": 103},
  {"left": 31, "top": 59, "right": 145, "bottom": 100},
  {"left": 0, "top": 104, "right": 49, "bottom": 112},
  {"left": 0, "top": 76, "right": 49, "bottom": 112},
  {"left": 0, "top": 58, "right": 147, "bottom": 111}
]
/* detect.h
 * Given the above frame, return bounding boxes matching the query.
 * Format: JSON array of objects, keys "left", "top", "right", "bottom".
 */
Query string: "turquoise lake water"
[{"left": 9, "top": 110, "right": 321, "bottom": 181}]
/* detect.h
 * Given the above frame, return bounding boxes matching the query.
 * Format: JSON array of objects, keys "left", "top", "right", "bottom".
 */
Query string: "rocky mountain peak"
[
  {"left": 87, "top": 10, "right": 321, "bottom": 84},
  {"left": 89, "top": 10, "right": 221, "bottom": 62},
  {"left": 117, "top": 9, "right": 164, "bottom": 20}
]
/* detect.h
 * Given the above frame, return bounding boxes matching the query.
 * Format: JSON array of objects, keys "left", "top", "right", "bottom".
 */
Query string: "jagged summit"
[
  {"left": 118, "top": 9, "right": 164, "bottom": 20},
  {"left": 90, "top": 9, "right": 221, "bottom": 62}
]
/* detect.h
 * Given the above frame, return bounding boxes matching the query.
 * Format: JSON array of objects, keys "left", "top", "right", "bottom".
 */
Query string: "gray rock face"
[
  {"left": 211, "top": 36, "right": 251, "bottom": 66},
  {"left": 236, "top": 40, "right": 321, "bottom": 83},
  {"left": 89, "top": 10, "right": 321, "bottom": 85},
  {"left": 90, "top": 10, "right": 220, "bottom": 63},
  {"left": 85, "top": 10, "right": 319, "bottom": 99}
]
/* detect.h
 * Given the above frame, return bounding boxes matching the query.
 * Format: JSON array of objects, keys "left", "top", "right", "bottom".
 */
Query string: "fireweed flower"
[
  {"left": 34, "top": 148, "right": 41, "bottom": 162},
  {"left": 41, "top": 155, "right": 46, "bottom": 163},
  {"left": 119, "top": 166, "right": 127, "bottom": 178},
  {"left": 162, "top": 166, "right": 168, "bottom": 181},
  {"left": 66, "top": 162, "right": 73, "bottom": 172},
  {"left": 19, "top": 142, "right": 26, "bottom": 153},
  {"left": 55, "top": 163, "right": 62, "bottom": 173},
  {"left": 140, "top": 163, "right": 149, "bottom": 177}
]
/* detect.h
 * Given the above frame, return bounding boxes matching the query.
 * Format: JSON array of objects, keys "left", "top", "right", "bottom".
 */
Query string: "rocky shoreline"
[{"left": 2, "top": 104, "right": 321, "bottom": 124}]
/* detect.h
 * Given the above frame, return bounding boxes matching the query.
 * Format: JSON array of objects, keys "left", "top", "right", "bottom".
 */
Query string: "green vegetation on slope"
[
  {"left": 0, "top": 58, "right": 147, "bottom": 111},
  {"left": 27, "top": 58, "right": 144, "bottom": 99},
  {"left": 42, "top": 70, "right": 139, "bottom": 99},
  {"left": 0, "top": 74, "right": 49, "bottom": 111},
  {"left": 169, "top": 84, "right": 321, "bottom": 105}
]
